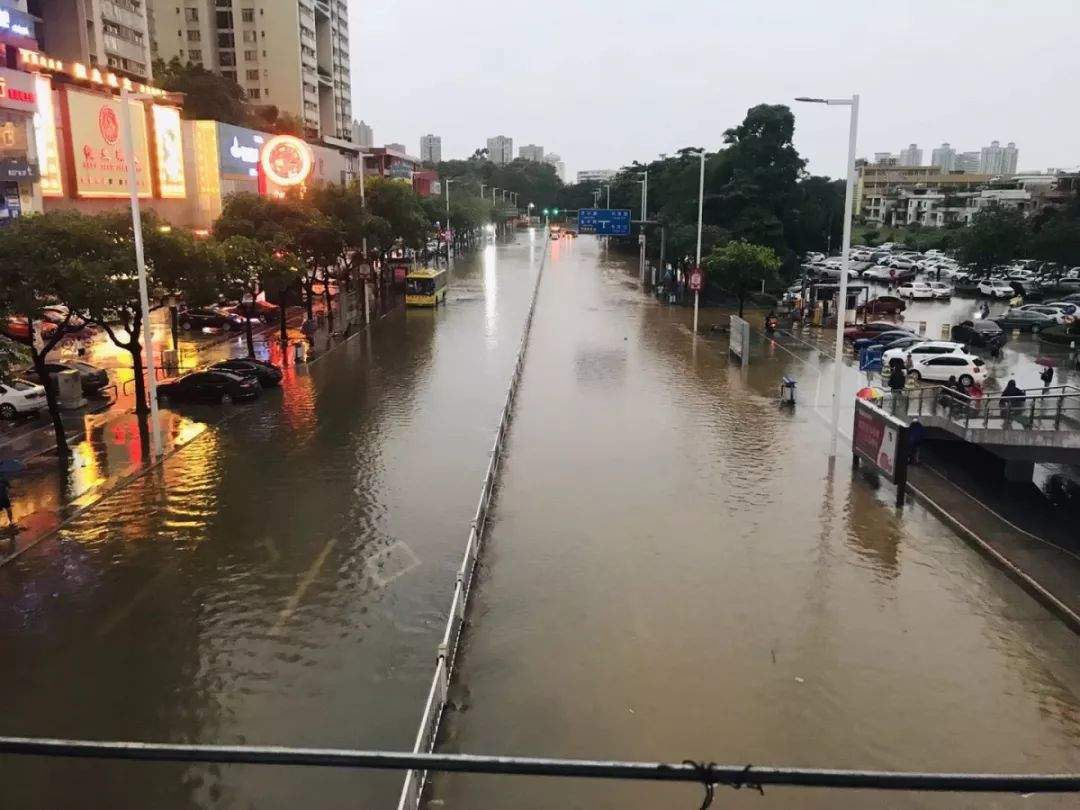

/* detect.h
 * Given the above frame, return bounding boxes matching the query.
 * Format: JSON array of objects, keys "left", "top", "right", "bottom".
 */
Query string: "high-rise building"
[
  {"left": 543, "top": 152, "right": 565, "bottom": 182},
  {"left": 353, "top": 120, "right": 374, "bottom": 148},
  {"left": 957, "top": 151, "right": 981, "bottom": 173},
  {"left": 148, "top": 0, "right": 354, "bottom": 142},
  {"left": 898, "top": 143, "right": 923, "bottom": 167},
  {"left": 518, "top": 144, "right": 544, "bottom": 162},
  {"left": 38, "top": 0, "right": 153, "bottom": 81},
  {"left": 385, "top": 143, "right": 406, "bottom": 154},
  {"left": 420, "top": 134, "right": 442, "bottom": 164},
  {"left": 577, "top": 169, "right": 616, "bottom": 184},
  {"left": 979, "top": 140, "right": 1019, "bottom": 176},
  {"left": 931, "top": 143, "right": 956, "bottom": 171},
  {"left": 874, "top": 152, "right": 898, "bottom": 165},
  {"left": 486, "top": 135, "right": 513, "bottom": 164}
]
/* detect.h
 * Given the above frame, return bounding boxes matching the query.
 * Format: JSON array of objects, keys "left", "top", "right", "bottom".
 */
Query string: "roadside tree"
[{"left": 705, "top": 240, "right": 781, "bottom": 317}]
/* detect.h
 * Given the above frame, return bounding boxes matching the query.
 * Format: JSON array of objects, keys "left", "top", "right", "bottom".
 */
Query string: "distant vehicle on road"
[
  {"left": 908, "top": 353, "right": 988, "bottom": 387},
  {"left": 179, "top": 306, "right": 248, "bottom": 332},
  {"left": 19, "top": 361, "right": 109, "bottom": 395},
  {"left": 224, "top": 300, "right": 281, "bottom": 323},
  {"left": 994, "top": 308, "right": 1057, "bottom": 332},
  {"left": 405, "top": 267, "right": 449, "bottom": 307},
  {"left": 210, "top": 358, "right": 283, "bottom": 388},
  {"left": 0, "top": 379, "right": 47, "bottom": 419},
  {"left": 950, "top": 319, "right": 1006, "bottom": 349},
  {"left": 978, "top": 279, "right": 1016, "bottom": 298},
  {"left": 157, "top": 370, "right": 260, "bottom": 404},
  {"left": 856, "top": 295, "right": 906, "bottom": 316}
]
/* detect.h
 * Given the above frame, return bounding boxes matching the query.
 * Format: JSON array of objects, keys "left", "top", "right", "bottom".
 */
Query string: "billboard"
[
  {"left": 66, "top": 88, "right": 151, "bottom": 198},
  {"left": 853, "top": 398, "right": 909, "bottom": 504},
  {"left": 33, "top": 77, "right": 62, "bottom": 197},
  {"left": 216, "top": 122, "right": 265, "bottom": 177},
  {"left": 151, "top": 105, "right": 185, "bottom": 198},
  {"left": 0, "top": 67, "right": 39, "bottom": 114}
]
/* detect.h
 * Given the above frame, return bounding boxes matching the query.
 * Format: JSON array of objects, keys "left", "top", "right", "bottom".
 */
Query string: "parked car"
[
  {"left": 951, "top": 319, "right": 1007, "bottom": 349},
  {"left": 157, "top": 370, "right": 261, "bottom": 404},
  {"left": 883, "top": 340, "right": 966, "bottom": 368},
  {"left": 178, "top": 306, "right": 249, "bottom": 332},
  {"left": 897, "top": 282, "right": 934, "bottom": 300},
  {"left": 41, "top": 305, "right": 91, "bottom": 333},
  {"left": 18, "top": 361, "right": 109, "bottom": 395},
  {"left": 1016, "top": 304, "right": 1071, "bottom": 325},
  {"left": 3, "top": 317, "right": 58, "bottom": 341},
  {"left": 210, "top": 358, "right": 283, "bottom": 387},
  {"left": 862, "top": 265, "right": 893, "bottom": 281},
  {"left": 1053, "top": 278, "right": 1080, "bottom": 294},
  {"left": 908, "top": 353, "right": 989, "bottom": 387},
  {"left": 224, "top": 300, "right": 281, "bottom": 323},
  {"left": 852, "top": 329, "right": 915, "bottom": 351},
  {"left": 0, "top": 379, "right": 48, "bottom": 419},
  {"left": 1042, "top": 301, "right": 1080, "bottom": 319},
  {"left": 876, "top": 335, "right": 926, "bottom": 355},
  {"left": 887, "top": 257, "right": 917, "bottom": 271},
  {"left": 977, "top": 279, "right": 1015, "bottom": 298},
  {"left": 927, "top": 281, "right": 953, "bottom": 299},
  {"left": 843, "top": 321, "right": 907, "bottom": 342},
  {"left": 856, "top": 295, "right": 906, "bottom": 315},
  {"left": 994, "top": 308, "right": 1057, "bottom": 332}
]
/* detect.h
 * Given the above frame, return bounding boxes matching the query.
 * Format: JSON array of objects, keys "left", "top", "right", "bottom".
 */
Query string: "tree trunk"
[
  {"left": 738, "top": 295, "right": 745, "bottom": 318},
  {"left": 130, "top": 340, "right": 148, "bottom": 418},
  {"left": 32, "top": 351, "right": 69, "bottom": 457},
  {"left": 245, "top": 314, "right": 255, "bottom": 358},
  {"left": 278, "top": 287, "right": 289, "bottom": 346}
]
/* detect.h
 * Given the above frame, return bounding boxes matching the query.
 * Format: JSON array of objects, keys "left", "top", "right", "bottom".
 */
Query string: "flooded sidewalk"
[{"left": 430, "top": 237, "right": 1080, "bottom": 809}]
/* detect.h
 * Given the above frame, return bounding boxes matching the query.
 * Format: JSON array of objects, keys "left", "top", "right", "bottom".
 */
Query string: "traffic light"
[
  {"left": 553, "top": 209, "right": 560, "bottom": 215},
  {"left": 542, "top": 209, "right": 550, "bottom": 215}
]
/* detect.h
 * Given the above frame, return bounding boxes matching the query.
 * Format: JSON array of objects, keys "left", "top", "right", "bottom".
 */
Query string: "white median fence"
[
  {"left": 397, "top": 239, "right": 550, "bottom": 810},
  {"left": 729, "top": 315, "right": 750, "bottom": 365}
]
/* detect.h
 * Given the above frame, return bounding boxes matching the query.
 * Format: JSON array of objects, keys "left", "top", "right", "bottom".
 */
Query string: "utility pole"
[
  {"left": 638, "top": 170, "right": 648, "bottom": 284},
  {"left": 693, "top": 150, "right": 705, "bottom": 335}
]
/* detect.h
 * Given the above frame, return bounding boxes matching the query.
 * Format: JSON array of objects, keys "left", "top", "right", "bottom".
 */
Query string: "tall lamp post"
[
  {"left": 690, "top": 150, "right": 706, "bottom": 335},
  {"left": 358, "top": 151, "right": 371, "bottom": 259},
  {"left": 637, "top": 170, "right": 648, "bottom": 283},
  {"left": 119, "top": 87, "right": 162, "bottom": 460},
  {"left": 444, "top": 177, "right": 454, "bottom": 257},
  {"left": 603, "top": 184, "right": 611, "bottom": 208},
  {"left": 796, "top": 94, "right": 860, "bottom": 460}
]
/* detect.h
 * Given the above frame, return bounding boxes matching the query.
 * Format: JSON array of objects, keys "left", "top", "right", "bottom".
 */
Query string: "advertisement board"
[
  {"left": 853, "top": 398, "right": 909, "bottom": 504},
  {"left": 34, "top": 77, "right": 62, "bottom": 197},
  {"left": 66, "top": 88, "right": 151, "bottom": 198},
  {"left": 151, "top": 105, "right": 186, "bottom": 198},
  {"left": 0, "top": 67, "right": 38, "bottom": 114},
  {"left": 216, "top": 122, "right": 265, "bottom": 177}
]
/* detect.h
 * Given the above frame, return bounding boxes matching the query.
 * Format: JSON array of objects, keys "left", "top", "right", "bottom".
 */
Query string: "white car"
[
  {"left": 851, "top": 250, "right": 873, "bottom": 262},
  {"left": 0, "top": 379, "right": 48, "bottom": 419},
  {"left": 897, "top": 282, "right": 934, "bottom": 299},
  {"left": 908, "top": 353, "right": 989, "bottom": 387},
  {"left": 978, "top": 279, "right": 1015, "bottom": 298},
  {"left": 863, "top": 265, "right": 893, "bottom": 281},
  {"left": 883, "top": 340, "right": 967, "bottom": 368},
  {"left": 1017, "top": 304, "right": 1071, "bottom": 325},
  {"left": 927, "top": 281, "right": 953, "bottom": 299},
  {"left": 887, "top": 257, "right": 917, "bottom": 270},
  {"left": 1043, "top": 301, "right": 1080, "bottom": 319}
]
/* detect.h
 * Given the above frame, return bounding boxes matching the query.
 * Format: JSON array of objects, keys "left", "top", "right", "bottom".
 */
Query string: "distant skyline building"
[
  {"left": 980, "top": 140, "right": 1019, "bottom": 176},
  {"left": 487, "top": 135, "right": 513, "bottom": 164},
  {"left": 544, "top": 152, "right": 566, "bottom": 182},
  {"left": 931, "top": 143, "right": 956, "bottom": 171},
  {"left": 42, "top": 0, "right": 152, "bottom": 81},
  {"left": 577, "top": 169, "right": 617, "bottom": 184},
  {"left": 874, "top": 152, "right": 898, "bottom": 165},
  {"left": 386, "top": 143, "right": 407, "bottom": 154},
  {"left": 899, "top": 143, "right": 923, "bottom": 167},
  {"left": 519, "top": 144, "right": 544, "bottom": 162},
  {"left": 420, "top": 134, "right": 442, "bottom": 164},
  {"left": 957, "top": 151, "right": 982, "bottom": 172},
  {"left": 353, "top": 120, "right": 374, "bottom": 148}
]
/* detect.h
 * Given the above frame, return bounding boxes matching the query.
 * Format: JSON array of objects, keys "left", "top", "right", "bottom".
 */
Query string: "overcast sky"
[{"left": 351, "top": 0, "right": 1079, "bottom": 180}]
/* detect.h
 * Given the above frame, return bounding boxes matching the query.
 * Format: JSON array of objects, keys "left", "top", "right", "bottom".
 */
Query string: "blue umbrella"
[{"left": 0, "top": 458, "right": 26, "bottom": 476}]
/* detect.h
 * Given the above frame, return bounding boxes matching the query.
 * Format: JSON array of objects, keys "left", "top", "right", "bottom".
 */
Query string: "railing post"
[{"left": 1055, "top": 394, "right": 1064, "bottom": 430}]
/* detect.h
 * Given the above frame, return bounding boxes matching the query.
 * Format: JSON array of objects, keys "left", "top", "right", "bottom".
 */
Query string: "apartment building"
[
  {"left": 898, "top": 143, "right": 922, "bottom": 167},
  {"left": 420, "top": 133, "right": 441, "bottom": 163},
  {"left": 149, "top": 0, "right": 354, "bottom": 142},
  {"left": 855, "top": 164, "right": 990, "bottom": 223},
  {"left": 352, "top": 118, "right": 373, "bottom": 147},
  {"left": 38, "top": 0, "right": 153, "bottom": 81},
  {"left": 576, "top": 169, "right": 615, "bottom": 184},
  {"left": 486, "top": 134, "right": 512, "bottom": 164},
  {"left": 518, "top": 144, "right": 543, "bottom": 162}
]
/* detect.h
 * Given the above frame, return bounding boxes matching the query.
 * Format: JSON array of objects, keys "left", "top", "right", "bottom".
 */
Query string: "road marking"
[
  {"left": 272, "top": 536, "right": 338, "bottom": 635},
  {"left": 96, "top": 572, "right": 167, "bottom": 638}
]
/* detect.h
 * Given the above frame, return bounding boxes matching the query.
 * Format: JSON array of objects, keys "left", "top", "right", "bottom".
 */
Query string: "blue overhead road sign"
[{"left": 578, "top": 208, "right": 632, "bottom": 236}]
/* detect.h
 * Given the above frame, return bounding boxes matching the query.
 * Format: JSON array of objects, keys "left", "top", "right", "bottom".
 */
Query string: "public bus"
[{"left": 405, "top": 267, "right": 449, "bottom": 307}]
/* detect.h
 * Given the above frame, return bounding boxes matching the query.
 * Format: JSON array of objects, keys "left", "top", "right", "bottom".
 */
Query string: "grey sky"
[{"left": 351, "top": 0, "right": 1079, "bottom": 180}]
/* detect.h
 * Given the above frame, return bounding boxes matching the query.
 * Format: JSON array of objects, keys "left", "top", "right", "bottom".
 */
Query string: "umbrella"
[
  {"left": 856, "top": 386, "right": 884, "bottom": 400},
  {"left": 0, "top": 458, "right": 26, "bottom": 476},
  {"left": 1035, "top": 357, "right": 1057, "bottom": 368}
]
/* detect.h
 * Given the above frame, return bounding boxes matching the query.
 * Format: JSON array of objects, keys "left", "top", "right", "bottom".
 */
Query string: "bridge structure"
[{"left": 879, "top": 384, "right": 1080, "bottom": 480}]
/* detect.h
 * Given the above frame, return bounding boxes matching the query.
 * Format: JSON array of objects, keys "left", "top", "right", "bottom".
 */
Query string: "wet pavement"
[
  {"left": 430, "top": 237, "right": 1080, "bottom": 809},
  {"left": 0, "top": 235, "right": 543, "bottom": 808}
]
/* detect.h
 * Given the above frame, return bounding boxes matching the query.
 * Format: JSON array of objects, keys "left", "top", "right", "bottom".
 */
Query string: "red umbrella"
[
  {"left": 856, "top": 386, "right": 884, "bottom": 400},
  {"left": 1035, "top": 357, "right": 1057, "bottom": 368}
]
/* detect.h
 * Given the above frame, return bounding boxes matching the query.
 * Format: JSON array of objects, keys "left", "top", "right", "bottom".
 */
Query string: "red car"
[
  {"left": 3, "top": 316, "right": 58, "bottom": 342},
  {"left": 856, "top": 295, "right": 906, "bottom": 316},
  {"left": 843, "top": 321, "right": 906, "bottom": 341}
]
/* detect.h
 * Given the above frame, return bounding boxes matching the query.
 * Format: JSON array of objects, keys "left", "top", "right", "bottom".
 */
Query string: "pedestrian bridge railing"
[{"left": 884, "top": 384, "right": 1080, "bottom": 434}]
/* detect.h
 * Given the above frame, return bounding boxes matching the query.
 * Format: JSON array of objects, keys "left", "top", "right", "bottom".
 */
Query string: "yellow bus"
[{"left": 405, "top": 267, "right": 449, "bottom": 307}]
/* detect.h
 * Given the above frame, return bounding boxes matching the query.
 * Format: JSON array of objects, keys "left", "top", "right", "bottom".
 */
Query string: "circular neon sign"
[{"left": 260, "top": 135, "right": 313, "bottom": 187}]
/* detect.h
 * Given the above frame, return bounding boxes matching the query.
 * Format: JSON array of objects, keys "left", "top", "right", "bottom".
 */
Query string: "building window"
[
  {"left": 244, "top": 50, "right": 257, "bottom": 60},
  {"left": 189, "top": 49, "right": 202, "bottom": 61},
  {"left": 241, "top": 8, "right": 255, "bottom": 22},
  {"left": 185, "top": 8, "right": 199, "bottom": 22},
  {"left": 219, "top": 52, "right": 236, "bottom": 66},
  {"left": 242, "top": 30, "right": 257, "bottom": 42},
  {"left": 248, "top": 88, "right": 261, "bottom": 99},
  {"left": 187, "top": 29, "right": 200, "bottom": 42},
  {"left": 246, "top": 69, "right": 259, "bottom": 80}
]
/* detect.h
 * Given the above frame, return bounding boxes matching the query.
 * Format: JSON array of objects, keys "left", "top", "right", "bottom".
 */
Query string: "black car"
[
  {"left": 19, "top": 361, "right": 109, "bottom": 395},
  {"left": 179, "top": 307, "right": 248, "bottom": 332},
  {"left": 210, "top": 358, "right": 283, "bottom": 387},
  {"left": 951, "top": 319, "right": 1007, "bottom": 349},
  {"left": 157, "top": 370, "right": 260, "bottom": 404}
]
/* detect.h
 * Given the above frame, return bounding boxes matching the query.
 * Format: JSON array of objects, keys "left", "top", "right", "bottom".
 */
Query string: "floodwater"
[
  {"left": 429, "top": 237, "right": 1080, "bottom": 809},
  {"left": 0, "top": 234, "right": 543, "bottom": 808},
  {"left": 1, "top": 233, "right": 1077, "bottom": 810}
]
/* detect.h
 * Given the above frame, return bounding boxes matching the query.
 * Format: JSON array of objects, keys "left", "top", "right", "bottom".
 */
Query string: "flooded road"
[
  {"left": 431, "top": 237, "right": 1080, "bottom": 809},
  {"left": 0, "top": 235, "right": 542, "bottom": 808}
]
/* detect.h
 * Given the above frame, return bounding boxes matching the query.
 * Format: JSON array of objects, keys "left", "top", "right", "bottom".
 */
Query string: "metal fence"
[
  {"left": 396, "top": 239, "right": 550, "bottom": 810},
  {"left": 890, "top": 384, "right": 1080, "bottom": 432}
]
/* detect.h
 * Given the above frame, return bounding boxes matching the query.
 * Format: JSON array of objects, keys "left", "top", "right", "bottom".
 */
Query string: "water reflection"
[{"left": 483, "top": 242, "right": 498, "bottom": 338}]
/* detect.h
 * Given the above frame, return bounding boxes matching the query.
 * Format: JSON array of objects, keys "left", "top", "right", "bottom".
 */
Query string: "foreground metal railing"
[
  {"left": 884, "top": 384, "right": 1080, "bottom": 432},
  {"left": 396, "top": 238, "right": 551, "bottom": 810},
  {"left": 1, "top": 737, "right": 1077, "bottom": 797}
]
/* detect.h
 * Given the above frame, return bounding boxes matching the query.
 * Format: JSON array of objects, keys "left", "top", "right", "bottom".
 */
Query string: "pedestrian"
[
  {"left": 1001, "top": 379, "right": 1024, "bottom": 423},
  {"left": 0, "top": 474, "right": 14, "bottom": 529},
  {"left": 888, "top": 364, "right": 907, "bottom": 412},
  {"left": 1040, "top": 364, "right": 1054, "bottom": 393},
  {"left": 980, "top": 301, "right": 990, "bottom": 320},
  {"left": 300, "top": 316, "right": 317, "bottom": 345},
  {"left": 907, "top": 418, "right": 925, "bottom": 465}
]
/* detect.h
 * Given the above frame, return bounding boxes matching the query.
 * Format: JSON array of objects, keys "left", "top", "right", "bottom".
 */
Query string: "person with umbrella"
[{"left": 1039, "top": 363, "right": 1054, "bottom": 394}]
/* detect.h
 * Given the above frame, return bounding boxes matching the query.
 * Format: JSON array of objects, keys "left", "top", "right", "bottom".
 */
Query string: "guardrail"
[
  {"left": 886, "top": 384, "right": 1080, "bottom": 432},
  {"left": 396, "top": 237, "right": 550, "bottom": 810}
]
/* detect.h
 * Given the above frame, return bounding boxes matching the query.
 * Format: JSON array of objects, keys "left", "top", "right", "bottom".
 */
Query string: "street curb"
[
  {"left": 903, "top": 479, "right": 1080, "bottom": 635},
  {"left": 0, "top": 302, "right": 402, "bottom": 569}
]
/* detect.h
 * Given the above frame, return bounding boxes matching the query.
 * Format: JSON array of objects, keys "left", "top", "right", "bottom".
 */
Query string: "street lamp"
[
  {"left": 796, "top": 94, "right": 860, "bottom": 460},
  {"left": 480, "top": 183, "right": 486, "bottom": 199},
  {"left": 444, "top": 178, "right": 454, "bottom": 256},
  {"left": 119, "top": 88, "right": 162, "bottom": 460},
  {"left": 358, "top": 151, "right": 371, "bottom": 259},
  {"left": 689, "top": 150, "right": 706, "bottom": 335},
  {"left": 603, "top": 184, "right": 611, "bottom": 208},
  {"left": 636, "top": 170, "right": 649, "bottom": 283}
]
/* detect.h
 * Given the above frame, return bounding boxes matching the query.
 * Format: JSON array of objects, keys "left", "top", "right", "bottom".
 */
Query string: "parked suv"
[{"left": 951, "top": 319, "right": 1007, "bottom": 349}]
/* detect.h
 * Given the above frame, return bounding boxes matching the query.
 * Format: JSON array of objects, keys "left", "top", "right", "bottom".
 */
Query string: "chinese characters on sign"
[
  {"left": 852, "top": 399, "right": 909, "bottom": 505},
  {"left": 66, "top": 88, "right": 151, "bottom": 198},
  {"left": 577, "top": 208, "right": 632, "bottom": 236}
]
